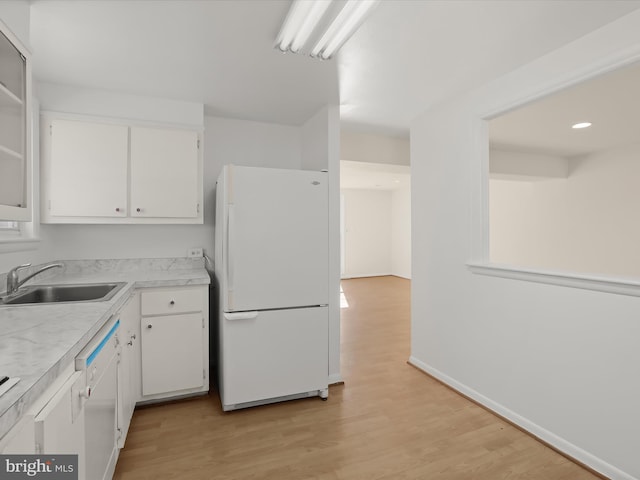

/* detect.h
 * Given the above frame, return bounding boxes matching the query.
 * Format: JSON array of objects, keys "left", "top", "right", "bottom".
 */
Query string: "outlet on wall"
[{"left": 188, "top": 247, "right": 204, "bottom": 258}]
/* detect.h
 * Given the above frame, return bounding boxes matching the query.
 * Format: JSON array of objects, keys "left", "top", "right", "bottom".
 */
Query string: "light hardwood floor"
[{"left": 114, "top": 276, "right": 598, "bottom": 479}]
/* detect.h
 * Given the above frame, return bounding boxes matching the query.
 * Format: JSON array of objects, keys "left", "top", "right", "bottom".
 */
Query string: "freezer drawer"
[{"left": 220, "top": 306, "right": 328, "bottom": 409}]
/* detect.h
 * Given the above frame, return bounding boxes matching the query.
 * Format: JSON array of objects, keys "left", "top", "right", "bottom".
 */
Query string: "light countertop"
[{"left": 0, "top": 258, "right": 210, "bottom": 440}]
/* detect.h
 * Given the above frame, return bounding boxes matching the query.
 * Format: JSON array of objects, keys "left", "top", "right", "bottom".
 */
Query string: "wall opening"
[{"left": 486, "top": 60, "right": 640, "bottom": 280}]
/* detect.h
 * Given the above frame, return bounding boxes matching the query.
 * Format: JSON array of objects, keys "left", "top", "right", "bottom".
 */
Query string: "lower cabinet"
[
  {"left": 0, "top": 364, "right": 85, "bottom": 475},
  {"left": 139, "top": 286, "right": 209, "bottom": 400},
  {"left": 117, "top": 293, "right": 140, "bottom": 448},
  {"left": 0, "top": 283, "right": 209, "bottom": 476}
]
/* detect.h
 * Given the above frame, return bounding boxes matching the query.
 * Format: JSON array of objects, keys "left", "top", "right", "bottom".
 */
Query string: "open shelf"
[
  {"left": 0, "top": 82, "right": 22, "bottom": 108},
  {"left": 0, "top": 143, "right": 22, "bottom": 161}
]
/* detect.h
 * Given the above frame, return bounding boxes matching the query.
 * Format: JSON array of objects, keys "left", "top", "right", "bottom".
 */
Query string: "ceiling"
[
  {"left": 489, "top": 61, "right": 640, "bottom": 158},
  {"left": 29, "top": 0, "right": 640, "bottom": 137}
]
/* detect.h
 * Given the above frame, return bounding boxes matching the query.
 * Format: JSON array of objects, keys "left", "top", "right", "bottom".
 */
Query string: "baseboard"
[
  {"left": 408, "top": 356, "right": 636, "bottom": 480},
  {"left": 391, "top": 273, "right": 411, "bottom": 280},
  {"left": 341, "top": 273, "right": 411, "bottom": 280},
  {"left": 328, "top": 373, "right": 343, "bottom": 385},
  {"left": 341, "top": 273, "right": 392, "bottom": 279}
]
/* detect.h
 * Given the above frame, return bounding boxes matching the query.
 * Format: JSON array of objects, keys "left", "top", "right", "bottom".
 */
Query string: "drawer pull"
[
  {"left": 170, "top": 300, "right": 175, "bottom": 305},
  {"left": 147, "top": 324, "right": 153, "bottom": 329}
]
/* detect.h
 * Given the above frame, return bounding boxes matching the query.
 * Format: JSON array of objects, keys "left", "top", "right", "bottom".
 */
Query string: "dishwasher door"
[
  {"left": 76, "top": 318, "right": 120, "bottom": 480},
  {"left": 85, "top": 351, "right": 118, "bottom": 480}
]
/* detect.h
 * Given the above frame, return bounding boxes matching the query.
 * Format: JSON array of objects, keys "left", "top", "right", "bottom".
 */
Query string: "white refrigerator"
[{"left": 214, "top": 164, "right": 329, "bottom": 411}]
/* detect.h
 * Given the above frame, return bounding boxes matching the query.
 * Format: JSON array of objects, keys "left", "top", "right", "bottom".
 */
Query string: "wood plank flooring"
[{"left": 114, "top": 276, "right": 598, "bottom": 479}]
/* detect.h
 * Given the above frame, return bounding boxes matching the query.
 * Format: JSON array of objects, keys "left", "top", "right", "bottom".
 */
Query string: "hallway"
[{"left": 115, "top": 276, "right": 597, "bottom": 479}]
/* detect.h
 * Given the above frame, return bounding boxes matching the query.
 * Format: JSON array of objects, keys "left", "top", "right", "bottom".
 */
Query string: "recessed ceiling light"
[{"left": 572, "top": 122, "right": 592, "bottom": 129}]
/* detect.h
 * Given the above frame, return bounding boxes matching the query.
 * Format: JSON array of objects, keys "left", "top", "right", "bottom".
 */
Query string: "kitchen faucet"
[{"left": 6, "top": 262, "right": 64, "bottom": 296}]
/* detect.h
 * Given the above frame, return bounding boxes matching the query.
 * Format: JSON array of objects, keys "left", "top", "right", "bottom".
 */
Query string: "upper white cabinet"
[
  {"left": 41, "top": 115, "right": 203, "bottom": 224},
  {"left": 0, "top": 20, "right": 31, "bottom": 221},
  {"left": 130, "top": 126, "right": 199, "bottom": 218},
  {"left": 48, "top": 119, "right": 129, "bottom": 218}
]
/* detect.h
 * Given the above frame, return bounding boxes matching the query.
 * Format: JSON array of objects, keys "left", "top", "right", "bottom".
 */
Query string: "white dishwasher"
[{"left": 75, "top": 316, "right": 120, "bottom": 480}]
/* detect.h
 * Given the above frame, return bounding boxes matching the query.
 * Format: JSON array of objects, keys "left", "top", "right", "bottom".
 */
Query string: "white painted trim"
[
  {"left": 328, "top": 373, "right": 343, "bottom": 385},
  {"left": 467, "top": 262, "right": 640, "bottom": 298},
  {"left": 391, "top": 273, "right": 411, "bottom": 280},
  {"left": 341, "top": 272, "right": 392, "bottom": 279},
  {"left": 408, "top": 356, "right": 638, "bottom": 480}
]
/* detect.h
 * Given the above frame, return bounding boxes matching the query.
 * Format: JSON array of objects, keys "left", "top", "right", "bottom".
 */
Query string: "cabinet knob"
[
  {"left": 79, "top": 386, "right": 91, "bottom": 399},
  {"left": 131, "top": 334, "right": 136, "bottom": 340},
  {"left": 147, "top": 324, "right": 152, "bottom": 329},
  {"left": 127, "top": 340, "right": 133, "bottom": 346},
  {"left": 115, "top": 207, "right": 120, "bottom": 212},
  {"left": 170, "top": 300, "right": 175, "bottom": 305},
  {"left": 136, "top": 208, "right": 141, "bottom": 213}
]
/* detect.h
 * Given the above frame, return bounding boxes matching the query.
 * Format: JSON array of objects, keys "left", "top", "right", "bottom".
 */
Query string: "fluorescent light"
[
  {"left": 276, "top": 0, "right": 379, "bottom": 59},
  {"left": 312, "top": 0, "right": 379, "bottom": 59},
  {"left": 275, "top": 1, "right": 316, "bottom": 53},
  {"left": 291, "top": 1, "right": 332, "bottom": 52},
  {"left": 572, "top": 122, "right": 592, "bottom": 129}
]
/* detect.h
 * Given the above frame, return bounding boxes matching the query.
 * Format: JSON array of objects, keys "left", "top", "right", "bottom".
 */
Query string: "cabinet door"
[
  {"left": 117, "top": 294, "right": 140, "bottom": 448},
  {"left": 130, "top": 126, "right": 199, "bottom": 218},
  {"left": 49, "top": 119, "right": 128, "bottom": 217},
  {"left": 140, "top": 313, "right": 204, "bottom": 396},
  {"left": 0, "top": 25, "right": 30, "bottom": 222}
]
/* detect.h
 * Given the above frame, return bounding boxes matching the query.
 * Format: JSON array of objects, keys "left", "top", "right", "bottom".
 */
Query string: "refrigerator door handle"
[
  {"left": 224, "top": 311, "right": 259, "bottom": 321},
  {"left": 226, "top": 204, "right": 235, "bottom": 308}
]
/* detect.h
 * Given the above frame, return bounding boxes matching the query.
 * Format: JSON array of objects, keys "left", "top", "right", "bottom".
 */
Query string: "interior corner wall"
[
  {"left": 342, "top": 189, "right": 392, "bottom": 278},
  {"left": 391, "top": 186, "right": 411, "bottom": 279},
  {"left": 490, "top": 142, "right": 640, "bottom": 276},
  {"left": 410, "top": 9, "right": 640, "bottom": 480},
  {"left": 301, "top": 105, "right": 342, "bottom": 385}
]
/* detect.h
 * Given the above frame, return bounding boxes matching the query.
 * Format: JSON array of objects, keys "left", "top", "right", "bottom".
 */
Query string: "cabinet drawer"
[{"left": 141, "top": 288, "right": 203, "bottom": 316}]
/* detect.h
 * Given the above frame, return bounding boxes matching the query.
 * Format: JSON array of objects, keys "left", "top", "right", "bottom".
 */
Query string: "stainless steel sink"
[{"left": 1, "top": 282, "right": 126, "bottom": 305}]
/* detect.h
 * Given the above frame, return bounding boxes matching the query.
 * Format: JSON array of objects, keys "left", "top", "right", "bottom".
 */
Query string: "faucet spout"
[{"left": 6, "top": 262, "right": 64, "bottom": 296}]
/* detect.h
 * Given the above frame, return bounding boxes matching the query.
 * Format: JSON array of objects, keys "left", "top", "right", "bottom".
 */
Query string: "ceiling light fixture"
[
  {"left": 572, "top": 122, "right": 592, "bottom": 129},
  {"left": 276, "top": 0, "right": 379, "bottom": 60},
  {"left": 276, "top": 0, "right": 331, "bottom": 53}
]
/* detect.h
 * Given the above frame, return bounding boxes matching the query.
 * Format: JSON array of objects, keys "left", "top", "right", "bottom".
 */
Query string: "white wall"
[
  {"left": 342, "top": 189, "right": 392, "bottom": 278},
  {"left": 0, "top": 0, "right": 29, "bottom": 49},
  {"left": 490, "top": 149, "right": 568, "bottom": 179},
  {"left": 391, "top": 186, "right": 411, "bottom": 278},
  {"left": 490, "top": 177, "right": 569, "bottom": 269},
  {"left": 411, "top": 10, "right": 640, "bottom": 480},
  {"left": 491, "top": 142, "right": 640, "bottom": 277},
  {"left": 341, "top": 130, "right": 409, "bottom": 166},
  {"left": 340, "top": 130, "right": 411, "bottom": 279}
]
